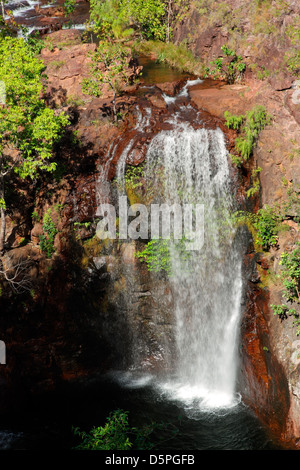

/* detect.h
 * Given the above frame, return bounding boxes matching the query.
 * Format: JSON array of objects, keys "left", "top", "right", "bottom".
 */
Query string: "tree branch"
[{"left": 0, "top": 254, "right": 33, "bottom": 294}]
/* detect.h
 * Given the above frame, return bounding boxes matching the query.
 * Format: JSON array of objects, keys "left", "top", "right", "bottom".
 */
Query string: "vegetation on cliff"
[
  {"left": 173, "top": 0, "right": 300, "bottom": 80},
  {"left": 82, "top": 40, "right": 137, "bottom": 121},
  {"left": 271, "top": 243, "right": 300, "bottom": 336},
  {"left": 88, "top": 0, "right": 188, "bottom": 42},
  {"left": 224, "top": 105, "right": 271, "bottom": 168},
  {"left": 0, "top": 36, "right": 69, "bottom": 257}
]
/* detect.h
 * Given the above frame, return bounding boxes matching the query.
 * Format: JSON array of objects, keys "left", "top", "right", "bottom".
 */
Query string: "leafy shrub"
[
  {"left": 23, "top": 30, "right": 45, "bottom": 55},
  {"left": 136, "top": 238, "right": 191, "bottom": 274},
  {"left": 73, "top": 409, "right": 179, "bottom": 450},
  {"left": 39, "top": 209, "right": 57, "bottom": 258},
  {"left": 89, "top": 0, "right": 168, "bottom": 41},
  {"left": 252, "top": 205, "right": 282, "bottom": 250},
  {"left": 232, "top": 205, "right": 282, "bottom": 251},
  {"left": 73, "top": 410, "right": 132, "bottom": 450},
  {"left": 63, "top": 0, "right": 76, "bottom": 15},
  {"left": 124, "top": 165, "right": 144, "bottom": 191},
  {"left": 246, "top": 167, "right": 262, "bottom": 199},
  {"left": 136, "top": 239, "right": 172, "bottom": 273},
  {"left": 82, "top": 41, "right": 133, "bottom": 121},
  {"left": 204, "top": 44, "right": 246, "bottom": 83},
  {"left": 271, "top": 243, "right": 300, "bottom": 336},
  {"left": 225, "top": 106, "right": 271, "bottom": 166},
  {"left": 224, "top": 111, "right": 244, "bottom": 130}
]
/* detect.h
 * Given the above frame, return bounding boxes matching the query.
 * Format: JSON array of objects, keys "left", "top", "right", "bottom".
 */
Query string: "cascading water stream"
[
  {"left": 108, "top": 82, "right": 244, "bottom": 412},
  {"left": 143, "top": 120, "right": 243, "bottom": 410}
]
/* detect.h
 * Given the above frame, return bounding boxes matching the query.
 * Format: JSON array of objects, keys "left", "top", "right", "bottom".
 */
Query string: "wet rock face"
[
  {"left": 265, "top": 229, "right": 300, "bottom": 447},
  {"left": 89, "top": 240, "right": 175, "bottom": 373},
  {"left": 239, "top": 253, "right": 291, "bottom": 445}
]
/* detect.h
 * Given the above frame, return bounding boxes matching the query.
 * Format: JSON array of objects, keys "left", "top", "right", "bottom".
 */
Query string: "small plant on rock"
[
  {"left": 204, "top": 44, "right": 246, "bottom": 83},
  {"left": 39, "top": 209, "right": 58, "bottom": 258},
  {"left": 271, "top": 243, "right": 300, "bottom": 336},
  {"left": 224, "top": 105, "right": 271, "bottom": 170}
]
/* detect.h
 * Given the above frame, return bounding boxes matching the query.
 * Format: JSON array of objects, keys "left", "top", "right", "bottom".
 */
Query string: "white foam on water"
[
  {"left": 162, "top": 78, "right": 203, "bottom": 104},
  {"left": 156, "top": 380, "right": 241, "bottom": 411},
  {"left": 107, "top": 370, "right": 155, "bottom": 389},
  {"left": 62, "top": 23, "right": 86, "bottom": 30},
  {"left": 0, "top": 430, "right": 22, "bottom": 450}
]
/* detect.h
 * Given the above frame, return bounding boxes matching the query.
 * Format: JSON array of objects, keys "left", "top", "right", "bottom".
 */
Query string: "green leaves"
[
  {"left": 120, "top": 0, "right": 167, "bottom": 40},
  {"left": 224, "top": 106, "right": 271, "bottom": 167},
  {"left": 0, "top": 37, "right": 44, "bottom": 108},
  {"left": 136, "top": 239, "right": 172, "bottom": 273},
  {"left": 224, "top": 111, "right": 244, "bottom": 130},
  {"left": 0, "top": 36, "right": 69, "bottom": 254},
  {"left": 89, "top": 0, "right": 168, "bottom": 41},
  {"left": 231, "top": 205, "right": 282, "bottom": 252},
  {"left": 39, "top": 209, "right": 58, "bottom": 258},
  {"left": 82, "top": 41, "right": 132, "bottom": 120},
  {"left": 63, "top": 0, "right": 76, "bottom": 16},
  {"left": 252, "top": 205, "right": 281, "bottom": 250},
  {"left": 0, "top": 36, "right": 69, "bottom": 179},
  {"left": 204, "top": 44, "right": 246, "bottom": 83},
  {"left": 272, "top": 243, "right": 300, "bottom": 336},
  {"left": 82, "top": 41, "right": 128, "bottom": 93},
  {"left": 136, "top": 238, "right": 192, "bottom": 275},
  {"left": 73, "top": 409, "right": 133, "bottom": 450},
  {"left": 0, "top": 198, "right": 6, "bottom": 210},
  {"left": 73, "top": 408, "right": 179, "bottom": 450}
]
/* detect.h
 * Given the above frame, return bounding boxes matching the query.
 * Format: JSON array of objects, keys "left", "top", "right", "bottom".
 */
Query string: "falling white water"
[
  {"left": 162, "top": 78, "right": 203, "bottom": 105},
  {"left": 4, "top": 0, "right": 40, "bottom": 20},
  {"left": 126, "top": 112, "right": 241, "bottom": 410},
  {"left": 108, "top": 82, "right": 243, "bottom": 411}
]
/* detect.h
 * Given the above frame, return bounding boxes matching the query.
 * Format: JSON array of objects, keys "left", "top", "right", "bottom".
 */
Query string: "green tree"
[
  {"left": 88, "top": 0, "right": 130, "bottom": 40},
  {"left": 73, "top": 408, "right": 179, "bottom": 450},
  {"left": 0, "top": 37, "right": 69, "bottom": 254}
]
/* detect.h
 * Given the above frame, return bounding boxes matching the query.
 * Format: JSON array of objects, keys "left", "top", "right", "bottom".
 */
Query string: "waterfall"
[
  {"left": 143, "top": 119, "right": 243, "bottom": 409},
  {"left": 106, "top": 84, "right": 243, "bottom": 411}
]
